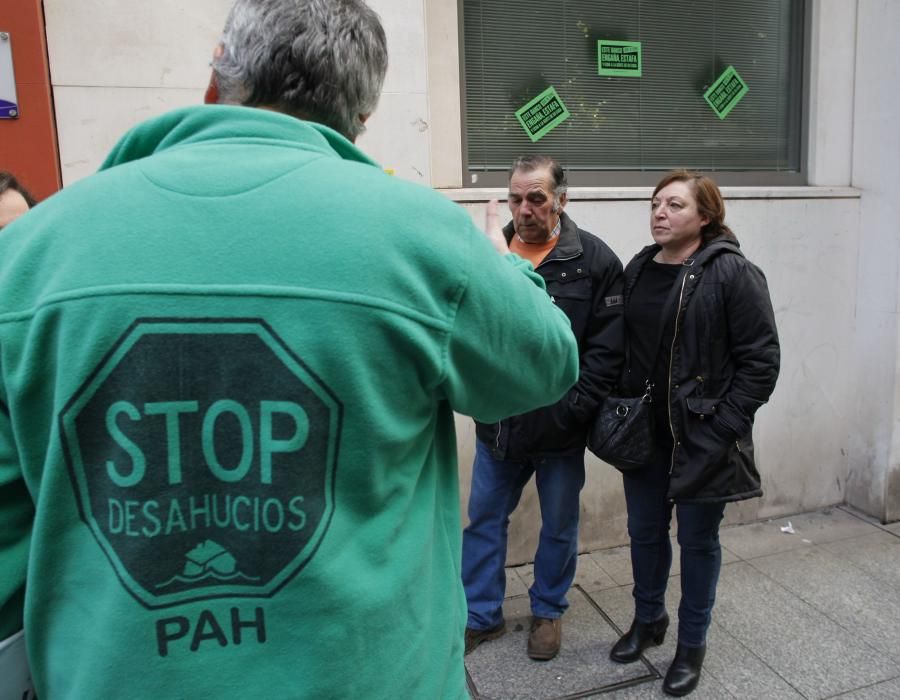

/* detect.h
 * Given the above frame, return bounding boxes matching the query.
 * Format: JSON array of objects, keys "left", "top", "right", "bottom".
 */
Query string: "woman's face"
[{"left": 650, "top": 181, "right": 709, "bottom": 251}]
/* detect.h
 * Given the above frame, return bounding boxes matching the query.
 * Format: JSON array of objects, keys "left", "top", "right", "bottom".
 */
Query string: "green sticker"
[
  {"left": 514, "top": 86, "right": 571, "bottom": 142},
  {"left": 703, "top": 66, "right": 749, "bottom": 120},
  {"left": 597, "top": 40, "right": 642, "bottom": 77}
]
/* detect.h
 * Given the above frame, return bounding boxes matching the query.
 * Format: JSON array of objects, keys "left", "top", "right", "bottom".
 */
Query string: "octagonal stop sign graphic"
[{"left": 60, "top": 319, "right": 342, "bottom": 609}]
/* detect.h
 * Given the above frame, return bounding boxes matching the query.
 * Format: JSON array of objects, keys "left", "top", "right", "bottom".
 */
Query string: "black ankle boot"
[
  {"left": 663, "top": 643, "right": 706, "bottom": 696},
  {"left": 609, "top": 613, "right": 669, "bottom": 663}
]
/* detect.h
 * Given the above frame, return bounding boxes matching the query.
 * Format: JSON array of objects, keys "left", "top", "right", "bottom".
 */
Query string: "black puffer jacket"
[
  {"left": 476, "top": 212, "right": 624, "bottom": 458},
  {"left": 622, "top": 237, "right": 780, "bottom": 502}
]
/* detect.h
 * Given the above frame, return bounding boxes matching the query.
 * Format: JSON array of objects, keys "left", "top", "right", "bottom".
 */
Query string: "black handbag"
[
  {"left": 588, "top": 381, "right": 654, "bottom": 471},
  {"left": 588, "top": 262, "right": 683, "bottom": 472}
]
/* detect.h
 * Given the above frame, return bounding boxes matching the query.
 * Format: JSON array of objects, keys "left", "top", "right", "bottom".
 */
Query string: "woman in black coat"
[{"left": 608, "top": 171, "right": 780, "bottom": 696}]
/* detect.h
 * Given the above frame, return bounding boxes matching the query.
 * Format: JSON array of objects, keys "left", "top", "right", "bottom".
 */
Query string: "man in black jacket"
[{"left": 462, "top": 155, "right": 625, "bottom": 660}]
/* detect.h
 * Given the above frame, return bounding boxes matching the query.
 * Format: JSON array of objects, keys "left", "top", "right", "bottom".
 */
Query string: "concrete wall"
[
  {"left": 43, "top": 0, "right": 432, "bottom": 187},
  {"left": 39, "top": 1, "right": 899, "bottom": 562},
  {"left": 848, "top": 0, "right": 900, "bottom": 522}
]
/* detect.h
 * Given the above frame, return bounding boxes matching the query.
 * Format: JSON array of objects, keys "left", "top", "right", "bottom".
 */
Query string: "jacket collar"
[
  {"left": 100, "top": 104, "right": 380, "bottom": 172},
  {"left": 627, "top": 235, "right": 742, "bottom": 273},
  {"left": 502, "top": 211, "right": 583, "bottom": 261},
  {"left": 624, "top": 235, "right": 743, "bottom": 302}
]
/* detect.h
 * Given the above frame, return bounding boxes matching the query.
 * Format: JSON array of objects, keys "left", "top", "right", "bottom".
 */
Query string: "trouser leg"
[
  {"left": 622, "top": 451, "right": 673, "bottom": 623},
  {"left": 675, "top": 501, "right": 726, "bottom": 647},
  {"left": 462, "top": 440, "right": 533, "bottom": 630},
  {"left": 528, "top": 453, "right": 586, "bottom": 619}
]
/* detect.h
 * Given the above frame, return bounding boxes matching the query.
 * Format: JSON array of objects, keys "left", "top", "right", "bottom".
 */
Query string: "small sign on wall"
[
  {"left": 597, "top": 40, "right": 642, "bottom": 77},
  {"left": 703, "top": 66, "right": 749, "bottom": 120},
  {"left": 515, "top": 86, "right": 570, "bottom": 142},
  {"left": 0, "top": 31, "right": 20, "bottom": 119}
]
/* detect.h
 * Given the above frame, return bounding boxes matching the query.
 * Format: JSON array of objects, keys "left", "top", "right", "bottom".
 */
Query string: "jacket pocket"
[
  {"left": 683, "top": 396, "right": 733, "bottom": 451},
  {"left": 546, "top": 269, "right": 592, "bottom": 336},
  {"left": 685, "top": 397, "right": 718, "bottom": 420},
  {"left": 546, "top": 269, "right": 592, "bottom": 303}
]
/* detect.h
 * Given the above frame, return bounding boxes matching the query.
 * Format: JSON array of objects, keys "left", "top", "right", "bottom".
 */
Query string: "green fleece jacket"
[{"left": 0, "top": 105, "right": 578, "bottom": 699}]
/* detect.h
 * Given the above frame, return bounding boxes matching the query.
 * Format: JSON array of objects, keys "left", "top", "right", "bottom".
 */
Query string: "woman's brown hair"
[{"left": 652, "top": 170, "right": 736, "bottom": 243}]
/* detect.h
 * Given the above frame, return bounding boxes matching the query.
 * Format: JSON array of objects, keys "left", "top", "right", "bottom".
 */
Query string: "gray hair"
[
  {"left": 508, "top": 155, "right": 568, "bottom": 202},
  {"left": 213, "top": 0, "right": 388, "bottom": 140}
]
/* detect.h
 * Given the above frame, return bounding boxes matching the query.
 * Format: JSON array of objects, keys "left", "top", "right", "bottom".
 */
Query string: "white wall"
[
  {"left": 44, "top": 0, "right": 434, "bottom": 187},
  {"left": 848, "top": 0, "right": 900, "bottom": 522},
  {"left": 40, "top": 0, "right": 898, "bottom": 562}
]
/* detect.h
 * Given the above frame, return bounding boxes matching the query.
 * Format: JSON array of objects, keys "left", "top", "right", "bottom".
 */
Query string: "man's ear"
[
  {"left": 204, "top": 44, "right": 225, "bottom": 105},
  {"left": 349, "top": 113, "right": 371, "bottom": 143},
  {"left": 556, "top": 191, "right": 568, "bottom": 212}
]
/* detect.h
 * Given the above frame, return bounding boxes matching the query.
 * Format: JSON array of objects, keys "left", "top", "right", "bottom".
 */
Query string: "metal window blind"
[{"left": 462, "top": 0, "right": 804, "bottom": 178}]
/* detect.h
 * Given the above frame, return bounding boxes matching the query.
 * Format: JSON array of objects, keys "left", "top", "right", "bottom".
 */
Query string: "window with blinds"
[{"left": 461, "top": 0, "right": 805, "bottom": 186}]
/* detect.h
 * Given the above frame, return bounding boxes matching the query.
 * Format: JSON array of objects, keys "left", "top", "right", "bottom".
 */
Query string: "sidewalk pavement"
[{"left": 464, "top": 506, "right": 900, "bottom": 699}]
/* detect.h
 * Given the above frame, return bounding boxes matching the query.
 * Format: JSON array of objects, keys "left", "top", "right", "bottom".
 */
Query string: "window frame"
[{"left": 455, "top": 0, "right": 811, "bottom": 188}]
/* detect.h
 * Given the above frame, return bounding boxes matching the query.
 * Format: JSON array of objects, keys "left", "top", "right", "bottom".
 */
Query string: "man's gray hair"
[
  {"left": 509, "top": 155, "right": 568, "bottom": 201},
  {"left": 213, "top": 0, "right": 388, "bottom": 140}
]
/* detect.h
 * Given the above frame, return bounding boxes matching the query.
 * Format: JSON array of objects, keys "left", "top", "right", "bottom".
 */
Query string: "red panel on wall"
[{"left": 0, "top": 0, "right": 61, "bottom": 202}]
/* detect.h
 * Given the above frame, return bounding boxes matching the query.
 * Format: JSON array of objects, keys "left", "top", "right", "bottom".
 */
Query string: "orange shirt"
[{"left": 509, "top": 233, "right": 559, "bottom": 269}]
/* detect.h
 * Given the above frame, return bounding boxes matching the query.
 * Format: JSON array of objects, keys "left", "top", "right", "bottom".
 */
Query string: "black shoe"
[
  {"left": 663, "top": 643, "right": 706, "bottom": 696},
  {"left": 609, "top": 613, "right": 669, "bottom": 663},
  {"left": 464, "top": 620, "right": 506, "bottom": 655}
]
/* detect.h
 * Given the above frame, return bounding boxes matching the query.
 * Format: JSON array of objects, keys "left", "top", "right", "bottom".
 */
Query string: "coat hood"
[{"left": 101, "top": 104, "right": 379, "bottom": 172}]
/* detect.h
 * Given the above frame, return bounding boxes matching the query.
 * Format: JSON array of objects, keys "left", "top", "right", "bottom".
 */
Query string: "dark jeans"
[
  {"left": 622, "top": 443, "right": 726, "bottom": 648},
  {"left": 462, "top": 439, "right": 585, "bottom": 629}
]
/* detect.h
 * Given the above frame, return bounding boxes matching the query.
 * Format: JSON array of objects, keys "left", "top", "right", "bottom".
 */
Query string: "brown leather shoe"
[
  {"left": 464, "top": 621, "right": 506, "bottom": 655},
  {"left": 527, "top": 616, "right": 561, "bottom": 660}
]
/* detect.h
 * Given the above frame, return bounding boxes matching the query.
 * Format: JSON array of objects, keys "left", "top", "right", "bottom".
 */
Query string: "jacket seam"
[
  {"left": 0, "top": 284, "right": 452, "bottom": 331},
  {"left": 136, "top": 152, "right": 333, "bottom": 198}
]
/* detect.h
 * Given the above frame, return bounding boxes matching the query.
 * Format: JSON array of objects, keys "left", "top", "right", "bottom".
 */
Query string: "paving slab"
[
  {"left": 588, "top": 569, "right": 802, "bottom": 699},
  {"left": 718, "top": 509, "right": 875, "bottom": 560},
  {"left": 600, "top": 674, "right": 734, "bottom": 699},
  {"left": 820, "top": 531, "right": 900, "bottom": 589},
  {"left": 702, "top": 623, "right": 805, "bottom": 700},
  {"left": 477, "top": 510, "right": 899, "bottom": 699},
  {"left": 752, "top": 539, "right": 900, "bottom": 664},
  {"left": 830, "top": 676, "right": 900, "bottom": 699},
  {"left": 465, "top": 587, "right": 656, "bottom": 699},
  {"left": 506, "top": 567, "right": 530, "bottom": 598},
  {"left": 514, "top": 563, "right": 535, "bottom": 588},
  {"left": 713, "top": 561, "right": 900, "bottom": 698},
  {"left": 588, "top": 546, "right": 634, "bottom": 586},
  {"left": 512, "top": 558, "right": 619, "bottom": 597},
  {"left": 586, "top": 579, "right": 685, "bottom": 684},
  {"left": 574, "top": 553, "right": 618, "bottom": 593}
]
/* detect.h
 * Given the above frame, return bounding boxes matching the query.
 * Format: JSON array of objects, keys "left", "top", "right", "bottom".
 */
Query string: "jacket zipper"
[
  {"left": 496, "top": 420, "right": 502, "bottom": 450},
  {"left": 667, "top": 268, "right": 691, "bottom": 475},
  {"left": 535, "top": 250, "right": 580, "bottom": 270}
]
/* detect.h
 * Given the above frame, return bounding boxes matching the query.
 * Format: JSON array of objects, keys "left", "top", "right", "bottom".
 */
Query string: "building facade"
[{"left": 1, "top": 0, "right": 898, "bottom": 561}]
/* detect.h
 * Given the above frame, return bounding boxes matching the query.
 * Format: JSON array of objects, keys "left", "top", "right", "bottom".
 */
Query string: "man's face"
[
  {"left": 0, "top": 189, "right": 30, "bottom": 230},
  {"left": 507, "top": 166, "right": 566, "bottom": 243}
]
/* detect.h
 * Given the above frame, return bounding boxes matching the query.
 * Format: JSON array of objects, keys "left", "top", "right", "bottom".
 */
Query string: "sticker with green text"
[
  {"left": 597, "top": 40, "right": 642, "bottom": 77},
  {"left": 514, "top": 86, "right": 571, "bottom": 142},
  {"left": 703, "top": 66, "right": 749, "bottom": 120}
]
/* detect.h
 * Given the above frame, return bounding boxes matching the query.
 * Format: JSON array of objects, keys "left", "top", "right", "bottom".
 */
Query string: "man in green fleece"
[{"left": 0, "top": 1, "right": 578, "bottom": 698}]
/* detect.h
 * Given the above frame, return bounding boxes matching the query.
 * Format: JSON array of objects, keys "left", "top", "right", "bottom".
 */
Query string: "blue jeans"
[
  {"left": 622, "top": 445, "right": 726, "bottom": 648},
  {"left": 462, "top": 439, "right": 585, "bottom": 630}
]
